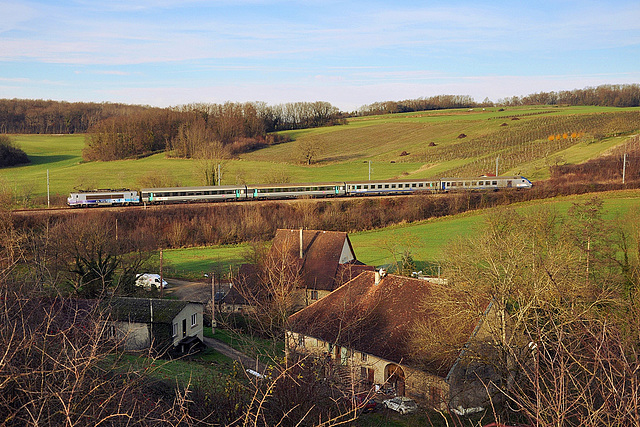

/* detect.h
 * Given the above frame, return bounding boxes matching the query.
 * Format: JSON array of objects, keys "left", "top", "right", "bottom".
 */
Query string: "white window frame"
[
  {"left": 172, "top": 322, "right": 178, "bottom": 337},
  {"left": 191, "top": 313, "right": 197, "bottom": 327}
]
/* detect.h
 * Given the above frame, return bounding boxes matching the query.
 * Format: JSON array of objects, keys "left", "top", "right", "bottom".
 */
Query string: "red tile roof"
[
  {"left": 288, "top": 271, "right": 484, "bottom": 378},
  {"left": 271, "top": 229, "right": 362, "bottom": 291}
]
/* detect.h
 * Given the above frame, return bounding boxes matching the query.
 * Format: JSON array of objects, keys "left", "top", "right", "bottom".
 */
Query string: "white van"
[{"left": 135, "top": 273, "right": 168, "bottom": 289}]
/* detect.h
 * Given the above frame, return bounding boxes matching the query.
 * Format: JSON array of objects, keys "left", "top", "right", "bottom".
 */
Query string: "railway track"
[{"left": 9, "top": 191, "right": 462, "bottom": 218}]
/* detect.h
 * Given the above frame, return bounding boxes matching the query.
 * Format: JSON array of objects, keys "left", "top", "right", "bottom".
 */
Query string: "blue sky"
[{"left": 1, "top": 0, "right": 639, "bottom": 111}]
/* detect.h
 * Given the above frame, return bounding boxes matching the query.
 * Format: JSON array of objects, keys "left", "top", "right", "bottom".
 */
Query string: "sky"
[{"left": 1, "top": 0, "right": 639, "bottom": 111}]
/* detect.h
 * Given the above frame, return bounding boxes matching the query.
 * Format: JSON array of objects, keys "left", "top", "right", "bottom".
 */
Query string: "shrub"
[{"left": 0, "top": 135, "right": 29, "bottom": 167}]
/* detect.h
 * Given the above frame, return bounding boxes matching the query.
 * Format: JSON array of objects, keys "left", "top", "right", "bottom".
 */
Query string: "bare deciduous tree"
[{"left": 413, "top": 202, "right": 640, "bottom": 425}]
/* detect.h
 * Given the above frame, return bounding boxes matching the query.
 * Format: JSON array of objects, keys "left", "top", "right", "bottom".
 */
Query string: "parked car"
[
  {"left": 345, "top": 392, "right": 378, "bottom": 413},
  {"left": 382, "top": 396, "right": 418, "bottom": 414},
  {"left": 135, "top": 273, "right": 168, "bottom": 289}
]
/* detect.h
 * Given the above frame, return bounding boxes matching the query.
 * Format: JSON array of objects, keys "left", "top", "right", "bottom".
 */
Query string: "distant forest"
[
  {"left": 1, "top": 84, "right": 639, "bottom": 161},
  {"left": 356, "top": 84, "right": 640, "bottom": 115}
]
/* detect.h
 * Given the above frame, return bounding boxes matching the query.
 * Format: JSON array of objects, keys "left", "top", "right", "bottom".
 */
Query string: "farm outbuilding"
[{"left": 105, "top": 297, "right": 204, "bottom": 355}]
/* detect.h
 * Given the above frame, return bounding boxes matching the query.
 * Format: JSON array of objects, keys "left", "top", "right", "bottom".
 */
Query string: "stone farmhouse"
[{"left": 286, "top": 270, "right": 500, "bottom": 413}]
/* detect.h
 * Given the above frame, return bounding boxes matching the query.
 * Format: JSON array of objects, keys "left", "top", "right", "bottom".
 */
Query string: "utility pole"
[
  {"left": 495, "top": 156, "right": 499, "bottom": 177},
  {"left": 46, "top": 169, "right": 50, "bottom": 208},
  {"left": 211, "top": 274, "right": 217, "bottom": 332},
  {"left": 217, "top": 164, "right": 221, "bottom": 186},
  {"left": 159, "top": 249, "right": 164, "bottom": 298},
  {"left": 368, "top": 161, "right": 372, "bottom": 181},
  {"left": 623, "top": 153, "right": 628, "bottom": 184}
]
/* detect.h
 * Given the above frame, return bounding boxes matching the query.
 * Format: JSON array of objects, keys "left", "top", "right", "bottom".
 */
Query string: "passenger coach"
[
  {"left": 248, "top": 182, "right": 346, "bottom": 199},
  {"left": 345, "top": 179, "right": 440, "bottom": 195},
  {"left": 140, "top": 185, "right": 248, "bottom": 204},
  {"left": 439, "top": 176, "right": 532, "bottom": 191}
]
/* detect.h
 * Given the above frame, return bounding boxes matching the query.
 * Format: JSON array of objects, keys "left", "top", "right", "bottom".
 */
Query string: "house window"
[
  {"left": 107, "top": 325, "right": 116, "bottom": 338},
  {"left": 361, "top": 366, "right": 368, "bottom": 379},
  {"left": 191, "top": 313, "right": 197, "bottom": 327},
  {"left": 298, "top": 334, "right": 305, "bottom": 347},
  {"left": 310, "top": 290, "right": 319, "bottom": 300},
  {"left": 172, "top": 322, "right": 178, "bottom": 337},
  {"left": 361, "top": 352, "right": 368, "bottom": 362}
]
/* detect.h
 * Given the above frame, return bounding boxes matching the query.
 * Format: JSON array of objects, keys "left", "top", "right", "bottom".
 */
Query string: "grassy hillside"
[{"left": 2, "top": 105, "right": 639, "bottom": 203}]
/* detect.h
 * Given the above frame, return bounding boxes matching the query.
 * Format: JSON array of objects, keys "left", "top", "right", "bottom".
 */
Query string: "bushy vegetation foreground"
[{"left": 0, "top": 135, "right": 29, "bottom": 168}]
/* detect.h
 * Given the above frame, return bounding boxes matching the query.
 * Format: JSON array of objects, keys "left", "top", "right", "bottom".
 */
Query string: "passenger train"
[{"left": 67, "top": 175, "right": 533, "bottom": 208}]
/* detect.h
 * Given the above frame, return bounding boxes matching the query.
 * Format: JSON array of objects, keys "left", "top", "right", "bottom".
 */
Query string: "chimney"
[
  {"left": 299, "top": 228, "right": 303, "bottom": 259},
  {"left": 375, "top": 268, "right": 387, "bottom": 285}
]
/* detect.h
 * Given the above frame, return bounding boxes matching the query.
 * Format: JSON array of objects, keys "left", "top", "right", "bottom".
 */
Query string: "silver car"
[{"left": 382, "top": 396, "right": 418, "bottom": 414}]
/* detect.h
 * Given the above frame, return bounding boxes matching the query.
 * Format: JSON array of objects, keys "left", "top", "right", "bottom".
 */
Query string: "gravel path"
[{"left": 203, "top": 337, "right": 267, "bottom": 374}]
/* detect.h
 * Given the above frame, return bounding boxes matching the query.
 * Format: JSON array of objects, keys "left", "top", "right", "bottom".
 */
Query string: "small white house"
[{"left": 106, "top": 297, "right": 204, "bottom": 355}]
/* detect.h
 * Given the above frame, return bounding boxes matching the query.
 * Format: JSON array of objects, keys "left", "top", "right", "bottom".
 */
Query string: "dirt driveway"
[{"left": 164, "top": 278, "right": 213, "bottom": 303}]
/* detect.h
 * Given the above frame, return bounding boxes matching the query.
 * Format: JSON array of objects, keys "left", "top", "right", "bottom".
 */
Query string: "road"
[{"left": 164, "top": 278, "right": 212, "bottom": 303}]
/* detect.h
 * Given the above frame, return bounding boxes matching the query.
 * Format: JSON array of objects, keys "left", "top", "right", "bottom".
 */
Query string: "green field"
[
  {"left": 158, "top": 189, "right": 640, "bottom": 279},
  {"left": 2, "top": 105, "right": 639, "bottom": 203},
  {"left": 162, "top": 244, "right": 253, "bottom": 280}
]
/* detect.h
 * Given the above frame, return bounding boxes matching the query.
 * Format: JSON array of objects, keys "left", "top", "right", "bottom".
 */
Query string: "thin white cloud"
[{"left": 0, "top": 2, "right": 38, "bottom": 33}]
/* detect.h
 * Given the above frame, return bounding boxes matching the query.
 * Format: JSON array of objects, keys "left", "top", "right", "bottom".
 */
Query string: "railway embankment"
[{"left": 10, "top": 177, "right": 640, "bottom": 251}]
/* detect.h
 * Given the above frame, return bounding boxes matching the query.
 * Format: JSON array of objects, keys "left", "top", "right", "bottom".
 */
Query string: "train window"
[
  {"left": 492, "top": 181, "right": 498, "bottom": 185},
  {"left": 363, "top": 185, "right": 368, "bottom": 189},
  {"left": 378, "top": 185, "right": 382, "bottom": 189},
  {"left": 466, "top": 182, "right": 470, "bottom": 186},
  {"left": 356, "top": 185, "right": 361, "bottom": 190},
  {"left": 451, "top": 182, "right": 457, "bottom": 187},
  {"left": 472, "top": 182, "right": 477, "bottom": 186},
  {"left": 446, "top": 182, "right": 450, "bottom": 187},
  {"left": 391, "top": 184, "right": 396, "bottom": 188},
  {"left": 412, "top": 183, "right": 417, "bottom": 187}
]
